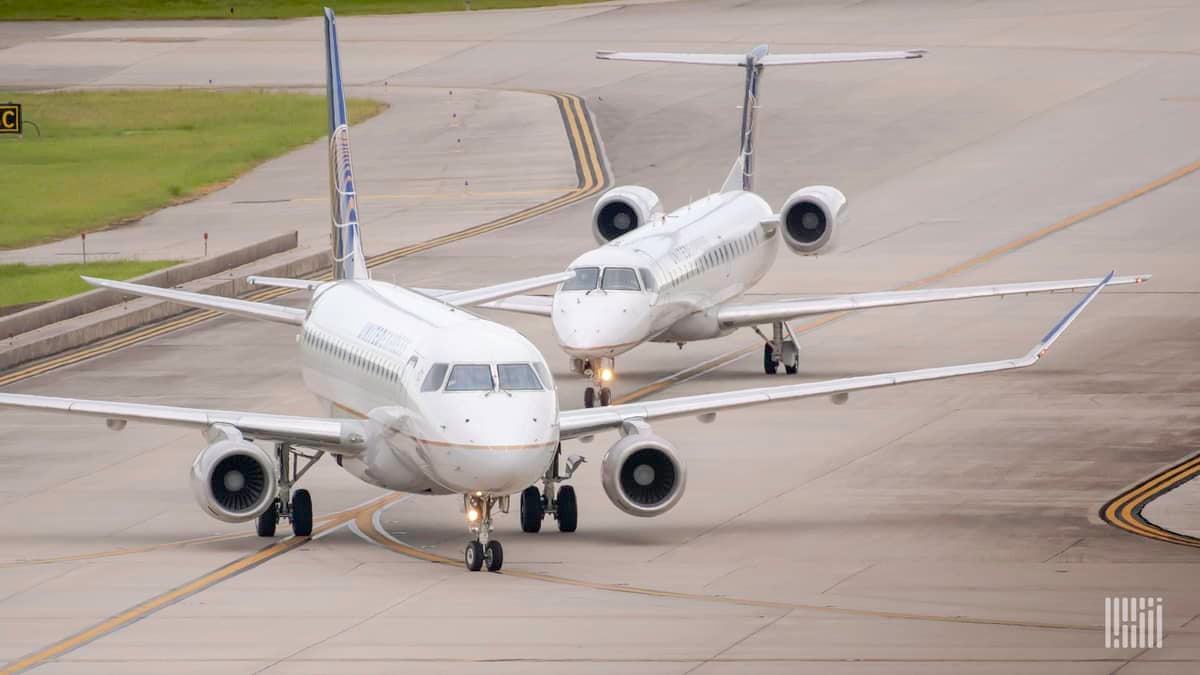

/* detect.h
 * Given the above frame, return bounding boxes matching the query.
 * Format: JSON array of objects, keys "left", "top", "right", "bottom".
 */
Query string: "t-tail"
[
  {"left": 325, "top": 8, "right": 369, "bottom": 281},
  {"left": 597, "top": 46, "right": 925, "bottom": 193}
]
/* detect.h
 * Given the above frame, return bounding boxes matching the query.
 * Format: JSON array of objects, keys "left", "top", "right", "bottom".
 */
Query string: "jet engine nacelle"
[
  {"left": 190, "top": 426, "right": 277, "bottom": 523},
  {"left": 592, "top": 185, "right": 664, "bottom": 244},
  {"left": 779, "top": 185, "right": 847, "bottom": 255},
  {"left": 601, "top": 431, "right": 686, "bottom": 517}
]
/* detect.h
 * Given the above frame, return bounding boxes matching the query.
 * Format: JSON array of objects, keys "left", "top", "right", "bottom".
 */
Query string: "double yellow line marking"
[
  {"left": 0, "top": 91, "right": 607, "bottom": 674},
  {"left": 0, "top": 92, "right": 606, "bottom": 390},
  {"left": 1100, "top": 453, "right": 1200, "bottom": 548}
]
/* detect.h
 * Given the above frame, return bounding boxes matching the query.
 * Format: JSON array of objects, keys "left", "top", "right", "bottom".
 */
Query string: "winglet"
[{"left": 1029, "top": 271, "right": 1113, "bottom": 360}]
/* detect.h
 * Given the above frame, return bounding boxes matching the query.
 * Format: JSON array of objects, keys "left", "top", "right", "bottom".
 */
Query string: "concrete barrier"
[
  {"left": 0, "top": 231, "right": 299, "bottom": 340},
  {"left": 0, "top": 239, "right": 331, "bottom": 373}
]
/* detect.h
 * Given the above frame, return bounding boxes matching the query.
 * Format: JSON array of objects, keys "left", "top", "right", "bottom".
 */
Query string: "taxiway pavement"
[{"left": 2, "top": 1, "right": 1200, "bottom": 673}]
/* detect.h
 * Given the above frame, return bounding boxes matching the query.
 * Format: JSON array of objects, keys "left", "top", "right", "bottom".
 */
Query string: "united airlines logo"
[
  {"left": 329, "top": 124, "right": 361, "bottom": 273},
  {"left": 1105, "top": 597, "right": 1163, "bottom": 649}
]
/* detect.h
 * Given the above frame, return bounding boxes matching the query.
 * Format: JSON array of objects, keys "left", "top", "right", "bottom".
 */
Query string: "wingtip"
[
  {"left": 906, "top": 49, "right": 928, "bottom": 58},
  {"left": 595, "top": 50, "right": 615, "bottom": 59}
]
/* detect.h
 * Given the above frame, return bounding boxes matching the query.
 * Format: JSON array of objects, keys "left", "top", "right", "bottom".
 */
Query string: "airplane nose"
[{"left": 553, "top": 293, "right": 651, "bottom": 357}]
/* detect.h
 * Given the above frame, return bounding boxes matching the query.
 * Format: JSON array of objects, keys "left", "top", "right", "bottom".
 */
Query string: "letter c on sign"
[{"left": 1, "top": 110, "right": 13, "bottom": 129}]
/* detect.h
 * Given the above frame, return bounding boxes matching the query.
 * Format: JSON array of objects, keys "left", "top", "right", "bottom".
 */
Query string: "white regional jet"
[
  {"left": 0, "top": 12, "right": 1135, "bottom": 572},
  {"left": 468, "top": 47, "right": 1150, "bottom": 407}
]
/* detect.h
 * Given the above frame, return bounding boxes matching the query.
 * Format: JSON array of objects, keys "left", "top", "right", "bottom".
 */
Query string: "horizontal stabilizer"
[
  {"left": 596, "top": 49, "right": 924, "bottom": 67},
  {"left": 436, "top": 271, "right": 573, "bottom": 308},
  {"left": 83, "top": 276, "right": 306, "bottom": 326},
  {"left": 247, "top": 276, "right": 324, "bottom": 291}
]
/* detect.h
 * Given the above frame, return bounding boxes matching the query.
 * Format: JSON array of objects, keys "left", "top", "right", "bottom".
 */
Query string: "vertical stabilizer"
[
  {"left": 324, "top": 8, "right": 369, "bottom": 281},
  {"left": 597, "top": 47, "right": 924, "bottom": 194}
]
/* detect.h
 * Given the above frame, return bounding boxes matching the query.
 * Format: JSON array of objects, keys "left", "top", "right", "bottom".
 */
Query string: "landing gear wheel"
[
  {"left": 599, "top": 387, "right": 611, "bottom": 407},
  {"left": 291, "top": 489, "right": 313, "bottom": 537},
  {"left": 584, "top": 387, "right": 596, "bottom": 408},
  {"left": 465, "top": 541, "right": 484, "bottom": 572},
  {"left": 484, "top": 540, "right": 504, "bottom": 572},
  {"left": 256, "top": 501, "right": 278, "bottom": 537},
  {"left": 520, "top": 486, "right": 544, "bottom": 533},
  {"left": 763, "top": 343, "right": 778, "bottom": 374},
  {"left": 782, "top": 340, "right": 799, "bottom": 375},
  {"left": 557, "top": 485, "right": 578, "bottom": 533}
]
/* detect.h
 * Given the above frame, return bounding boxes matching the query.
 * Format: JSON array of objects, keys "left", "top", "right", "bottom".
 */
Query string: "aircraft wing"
[
  {"left": 83, "top": 276, "right": 306, "bottom": 326},
  {"left": 413, "top": 286, "right": 557, "bottom": 317},
  {"left": 558, "top": 273, "right": 1113, "bottom": 440},
  {"left": 0, "top": 393, "right": 367, "bottom": 452},
  {"left": 715, "top": 274, "right": 1149, "bottom": 329}
]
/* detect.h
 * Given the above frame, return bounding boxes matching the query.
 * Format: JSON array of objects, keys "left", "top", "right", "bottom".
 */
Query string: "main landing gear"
[
  {"left": 257, "top": 442, "right": 323, "bottom": 538},
  {"left": 574, "top": 357, "right": 614, "bottom": 408},
  {"left": 756, "top": 321, "right": 800, "bottom": 375},
  {"left": 463, "top": 492, "right": 508, "bottom": 572},
  {"left": 521, "top": 444, "right": 586, "bottom": 534}
]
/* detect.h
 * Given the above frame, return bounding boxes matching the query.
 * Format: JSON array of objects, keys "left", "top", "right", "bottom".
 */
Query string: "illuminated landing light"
[
  {"left": 468, "top": 509, "right": 479, "bottom": 522},
  {"left": 600, "top": 367, "right": 614, "bottom": 383}
]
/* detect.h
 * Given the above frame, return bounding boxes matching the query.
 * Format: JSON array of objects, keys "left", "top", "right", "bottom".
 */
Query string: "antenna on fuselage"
[{"left": 596, "top": 46, "right": 925, "bottom": 195}]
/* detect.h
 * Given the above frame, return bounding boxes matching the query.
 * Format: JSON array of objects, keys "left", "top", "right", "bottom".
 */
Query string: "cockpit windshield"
[
  {"left": 445, "top": 364, "right": 494, "bottom": 391},
  {"left": 601, "top": 267, "right": 641, "bottom": 291},
  {"left": 561, "top": 267, "right": 599, "bottom": 291},
  {"left": 498, "top": 363, "right": 543, "bottom": 391}
]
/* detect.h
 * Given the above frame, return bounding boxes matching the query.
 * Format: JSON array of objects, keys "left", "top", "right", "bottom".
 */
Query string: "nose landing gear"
[
  {"left": 575, "top": 357, "right": 615, "bottom": 407},
  {"left": 464, "top": 493, "right": 506, "bottom": 572},
  {"left": 521, "top": 444, "right": 586, "bottom": 534},
  {"left": 756, "top": 321, "right": 800, "bottom": 375}
]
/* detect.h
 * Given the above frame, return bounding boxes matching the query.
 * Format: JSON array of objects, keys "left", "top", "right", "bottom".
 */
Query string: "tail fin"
[
  {"left": 597, "top": 47, "right": 924, "bottom": 193},
  {"left": 324, "top": 8, "right": 369, "bottom": 281}
]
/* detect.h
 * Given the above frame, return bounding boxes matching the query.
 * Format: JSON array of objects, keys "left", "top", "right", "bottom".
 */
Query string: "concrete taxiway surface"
[{"left": 2, "top": 0, "right": 1200, "bottom": 672}]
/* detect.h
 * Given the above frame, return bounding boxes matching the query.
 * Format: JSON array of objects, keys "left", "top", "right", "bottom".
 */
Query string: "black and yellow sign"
[{"left": 0, "top": 104, "right": 21, "bottom": 134}]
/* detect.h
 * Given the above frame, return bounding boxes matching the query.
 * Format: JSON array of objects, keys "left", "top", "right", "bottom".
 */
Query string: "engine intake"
[
  {"left": 601, "top": 432, "right": 686, "bottom": 517},
  {"left": 190, "top": 426, "right": 277, "bottom": 523},
  {"left": 779, "top": 185, "right": 847, "bottom": 255},
  {"left": 592, "top": 185, "right": 663, "bottom": 244}
]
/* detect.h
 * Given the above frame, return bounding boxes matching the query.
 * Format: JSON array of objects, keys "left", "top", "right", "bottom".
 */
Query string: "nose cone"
[
  {"left": 420, "top": 391, "right": 559, "bottom": 495},
  {"left": 553, "top": 292, "right": 652, "bottom": 358}
]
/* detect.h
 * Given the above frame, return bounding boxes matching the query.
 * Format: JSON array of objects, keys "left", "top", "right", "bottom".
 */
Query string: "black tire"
[
  {"left": 520, "top": 486, "right": 543, "bottom": 533},
  {"left": 256, "top": 501, "right": 278, "bottom": 538},
  {"left": 485, "top": 540, "right": 504, "bottom": 572},
  {"left": 291, "top": 489, "right": 313, "bottom": 537},
  {"left": 763, "top": 343, "right": 778, "bottom": 374},
  {"left": 584, "top": 387, "right": 595, "bottom": 408},
  {"left": 557, "top": 485, "right": 578, "bottom": 533},
  {"left": 465, "top": 541, "right": 484, "bottom": 571},
  {"left": 599, "top": 387, "right": 611, "bottom": 407},
  {"left": 785, "top": 363, "right": 798, "bottom": 375}
]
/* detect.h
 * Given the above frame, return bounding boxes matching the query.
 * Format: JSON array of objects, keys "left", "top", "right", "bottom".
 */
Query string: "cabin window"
[
  {"left": 421, "top": 363, "right": 449, "bottom": 391},
  {"left": 601, "top": 267, "right": 641, "bottom": 291},
  {"left": 498, "top": 363, "right": 543, "bottom": 391},
  {"left": 445, "top": 364, "right": 494, "bottom": 391},
  {"left": 562, "top": 267, "right": 600, "bottom": 291}
]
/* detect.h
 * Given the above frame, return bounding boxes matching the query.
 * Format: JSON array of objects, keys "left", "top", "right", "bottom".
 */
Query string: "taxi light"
[
  {"left": 468, "top": 509, "right": 479, "bottom": 522},
  {"left": 600, "top": 368, "right": 614, "bottom": 383}
]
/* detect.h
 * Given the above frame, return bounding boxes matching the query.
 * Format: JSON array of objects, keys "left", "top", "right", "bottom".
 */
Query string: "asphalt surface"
[{"left": 2, "top": 1, "right": 1200, "bottom": 673}]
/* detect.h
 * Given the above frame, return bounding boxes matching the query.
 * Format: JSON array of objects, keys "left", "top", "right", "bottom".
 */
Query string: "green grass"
[
  {"left": 0, "top": 89, "right": 383, "bottom": 249},
  {"left": 0, "top": 0, "right": 601, "bottom": 20},
  {"left": 0, "top": 260, "right": 178, "bottom": 308}
]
